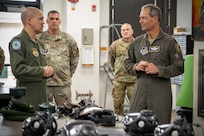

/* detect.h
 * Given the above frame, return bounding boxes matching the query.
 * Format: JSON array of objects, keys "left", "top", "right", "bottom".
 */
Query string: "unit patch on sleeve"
[{"left": 11, "top": 39, "right": 21, "bottom": 51}]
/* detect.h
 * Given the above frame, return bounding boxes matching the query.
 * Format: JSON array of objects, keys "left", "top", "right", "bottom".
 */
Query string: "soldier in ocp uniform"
[
  {"left": 109, "top": 23, "right": 137, "bottom": 115},
  {"left": 0, "top": 47, "right": 5, "bottom": 74},
  {"left": 37, "top": 10, "right": 79, "bottom": 106},
  {"left": 9, "top": 7, "right": 54, "bottom": 110}
]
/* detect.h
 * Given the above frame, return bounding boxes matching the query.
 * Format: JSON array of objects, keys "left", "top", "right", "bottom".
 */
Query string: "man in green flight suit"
[
  {"left": 9, "top": 7, "right": 54, "bottom": 110},
  {"left": 124, "top": 4, "right": 184, "bottom": 124}
]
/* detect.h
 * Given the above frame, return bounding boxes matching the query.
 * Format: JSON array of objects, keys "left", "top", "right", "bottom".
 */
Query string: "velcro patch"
[{"left": 11, "top": 39, "right": 21, "bottom": 51}]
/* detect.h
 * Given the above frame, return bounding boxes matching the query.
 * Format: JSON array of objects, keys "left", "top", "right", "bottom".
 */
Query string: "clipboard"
[{"left": 81, "top": 46, "right": 94, "bottom": 66}]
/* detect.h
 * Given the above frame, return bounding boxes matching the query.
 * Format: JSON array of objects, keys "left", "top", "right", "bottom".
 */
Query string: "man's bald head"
[{"left": 21, "top": 7, "right": 41, "bottom": 25}]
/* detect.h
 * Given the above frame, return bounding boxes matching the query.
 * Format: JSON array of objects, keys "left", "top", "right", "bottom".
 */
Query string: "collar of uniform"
[
  {"left": 45, "top": 30, "right": 62, "bottom": 41},
  {"left": 156, "top": 28, "right": 165, "bottom": 40},
  {"left": 120, "top": 37, "right": 134, "bottom": 44},
  {"left": 121, "top": 37, "right": 134, "bottom": 43},
  {"left": 144, "top": 28, "right": 165, "bottom": 41},
  {"left": 22, "top": 29, "right": 37, "bottom": 43}
]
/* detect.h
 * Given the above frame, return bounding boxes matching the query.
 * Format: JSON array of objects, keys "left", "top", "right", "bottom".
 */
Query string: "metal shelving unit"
[{"left": 99, "top": 24, "right": 121, "bottom": 108}]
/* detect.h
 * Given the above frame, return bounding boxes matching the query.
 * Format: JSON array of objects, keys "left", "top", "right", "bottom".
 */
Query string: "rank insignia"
[
  {"left": 11, "top": 39, "right": 21, "bottom": 51},
  {"left": 140, "top": 47, "right": 148, "bottom": 55},
  {"left": 32, "top": 48, "right": 39, "bottom": 57},
  {"left": 149, "top": 46, "right": 160, "bottom": 52}
]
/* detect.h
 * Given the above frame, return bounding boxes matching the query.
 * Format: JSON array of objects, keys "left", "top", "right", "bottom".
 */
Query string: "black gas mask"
[
  {"left": 154, "top": 108, "right": 194, "bottom": 136},
  {"left": 22, "top": 111, "right": 57, "bottom": 136},
  {"left": 124, "top": 109, "right": 158, "bottom": 135},
  {"left": 57, "top": 120, "right": 99, "bottom": 136}
]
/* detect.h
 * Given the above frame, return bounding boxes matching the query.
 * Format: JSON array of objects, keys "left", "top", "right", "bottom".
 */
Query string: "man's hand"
[
  {"left": 135, "top": 61, "right": 148, "bottom": 71},
  {"left": 135, "top": 61, "right": 158, "bottom": 74},
  {"left": 145, "top": 63, "right": 158, "bottom": 74},
  {"left": 44, "top": 65, "right": 54, "bottom": 78}
]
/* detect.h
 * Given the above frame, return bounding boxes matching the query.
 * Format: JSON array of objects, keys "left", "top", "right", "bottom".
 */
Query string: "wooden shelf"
[{"left": 0, "top": 12, "right": 21, "bottom": 24}]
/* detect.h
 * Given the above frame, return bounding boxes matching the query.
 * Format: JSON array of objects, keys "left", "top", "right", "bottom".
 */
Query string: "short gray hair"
[{"left": 142, "top": 4, "right": 162, "bottom": 22}]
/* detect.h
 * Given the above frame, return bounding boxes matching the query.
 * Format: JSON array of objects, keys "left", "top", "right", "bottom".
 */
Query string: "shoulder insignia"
[
  {"left": 11, "top": 39, "right": 21, "bottom": 51},
  {"left": 175, "top": 43, "right": 181, "bottom": 53}
]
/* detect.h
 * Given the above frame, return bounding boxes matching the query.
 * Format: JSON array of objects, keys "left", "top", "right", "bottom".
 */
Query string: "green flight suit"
[
  {"left": 9, "top": 29, "right": 47, "bottom": 111},
  {"left": 124, "top": 29, "right": 184, "bottom": 124}
]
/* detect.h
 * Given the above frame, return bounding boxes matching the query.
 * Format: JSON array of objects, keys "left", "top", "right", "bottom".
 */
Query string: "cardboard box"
[{"left": 173, "top": 27, "right": 184, "bottom": 34}]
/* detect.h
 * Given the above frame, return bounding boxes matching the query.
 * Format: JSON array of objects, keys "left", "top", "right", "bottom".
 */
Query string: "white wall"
[
  {"left": 0, "top": 23, "right": 22, "bottom": 64},
  {"left": 177, "top": 0, "right": 192, "bottom": 33},
  {"left": 0, "top": 16, "right": 22, "bottom": 86}
]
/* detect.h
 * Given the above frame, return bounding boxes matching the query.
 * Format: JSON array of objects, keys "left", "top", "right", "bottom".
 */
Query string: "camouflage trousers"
[
  {"left": 112, "top": 81, "right": 135, "bottom": 115},
  {"left": 47, "top": 86, "right": 71, "bottom": 106}
]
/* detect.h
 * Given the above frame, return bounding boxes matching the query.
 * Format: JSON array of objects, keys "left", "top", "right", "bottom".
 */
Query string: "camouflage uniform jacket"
[
  {"left": 109, "top": 38, "right": 136, "bottom": 83},
  {"left": 37, "top": 31, "right": 79, "bottom": 86},
  {"left": 0, "top": 47, "right": 5, "bottom": 74}
]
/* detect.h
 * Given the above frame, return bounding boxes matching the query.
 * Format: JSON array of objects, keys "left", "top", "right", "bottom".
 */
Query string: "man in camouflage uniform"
[
  {"left": 37, "top": 10, "right": 79, "bottom": 106},
  {"left": 109, "top": 23, "right": 137, "bottom": 115},
  {"left": 0, "top": 47, "right": 5, "bottom": 74}
]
